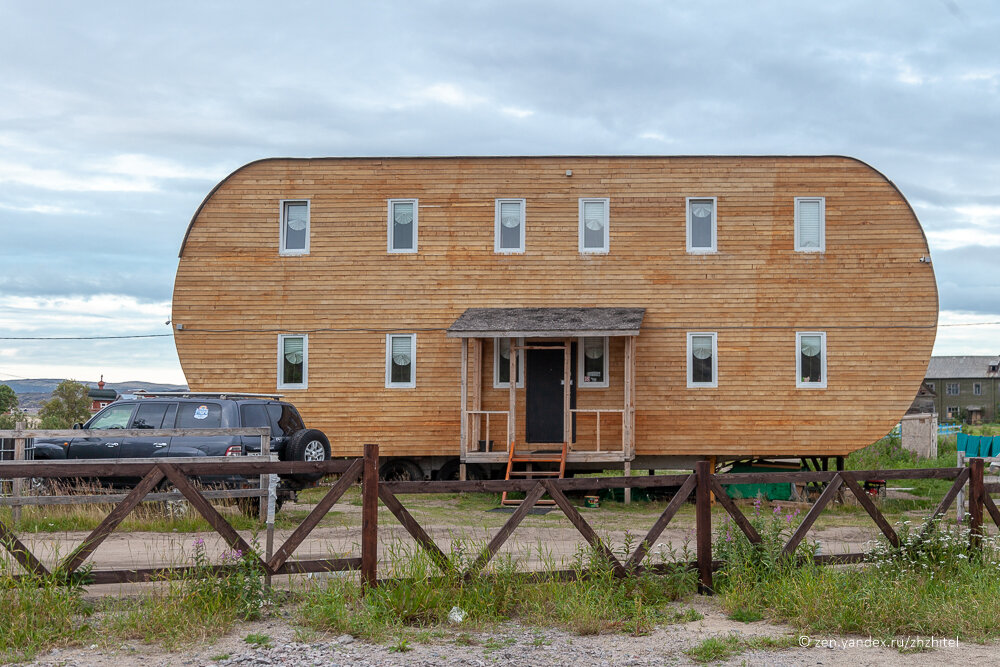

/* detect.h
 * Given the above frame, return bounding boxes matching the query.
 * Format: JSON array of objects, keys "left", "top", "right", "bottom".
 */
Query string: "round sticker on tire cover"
[{"left": 194, "top": 405, "right": 209, "bottom": 420}]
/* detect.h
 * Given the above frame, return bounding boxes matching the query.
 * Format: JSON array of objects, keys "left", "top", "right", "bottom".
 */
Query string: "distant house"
[
  {"left": 906, "top": 380, "right": 937, "bottom": 415},
  {"left": 924, "top": 356, "right": 1000, "bottom": 423},
  {"left": 88, "top": 376, "right": 117, "bottom": 413}
]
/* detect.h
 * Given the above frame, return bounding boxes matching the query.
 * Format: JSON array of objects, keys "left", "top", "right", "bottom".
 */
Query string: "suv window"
[
  {"left": 176, "top": 402, "right": 223, "bottom": 428},
  {"left": 240, "top": 404, "right": 272, "bottom": 435},
  {"left": 132, "top": 403, "right": 171, "bottom": 429},
  {"left": 267, "top": 404, "right": 304, "bottom": 436},
  {"left": 89, "top": 403, "right": 136, "bottom": 429}
]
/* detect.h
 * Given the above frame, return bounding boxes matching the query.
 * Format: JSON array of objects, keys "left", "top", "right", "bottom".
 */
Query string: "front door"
[{"left": 525, "top": 347, "right": 576, "bottom": 443}]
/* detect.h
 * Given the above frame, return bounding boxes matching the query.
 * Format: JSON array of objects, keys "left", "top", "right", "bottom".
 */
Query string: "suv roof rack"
[{"left": 127, "top": 390, "right": 285, "bottom": 400}]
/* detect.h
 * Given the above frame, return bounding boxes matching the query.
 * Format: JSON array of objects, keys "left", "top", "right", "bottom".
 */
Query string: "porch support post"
[
  {"left": 508, "top": 337, "right": 516, "bottom": 450},
  {"left": 563, "top": 338, "right": 572, "bottom": 446},
  {"left": 460, "top": 338, "right": 468, "bottom": 460},
  {"left": 472, "top": 338, "right": 482, "bottom": 452},
  {"left": 625, "top": 335, "right": 636, "bottom": 459}
]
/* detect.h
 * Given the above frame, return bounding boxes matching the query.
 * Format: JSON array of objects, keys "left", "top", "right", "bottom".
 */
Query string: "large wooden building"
[{"left": 172, "top": 156, "right": 938, "bottom": 477}]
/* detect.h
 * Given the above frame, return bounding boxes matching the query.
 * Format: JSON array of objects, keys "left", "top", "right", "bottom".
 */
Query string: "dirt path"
[{"left": 26, "top": 596, "right": 998, "bottom": 666}]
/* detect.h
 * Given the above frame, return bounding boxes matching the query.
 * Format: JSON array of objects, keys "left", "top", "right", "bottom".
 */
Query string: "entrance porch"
[{"left": 447, "top": 307, "right": 644, "bottom": 468}]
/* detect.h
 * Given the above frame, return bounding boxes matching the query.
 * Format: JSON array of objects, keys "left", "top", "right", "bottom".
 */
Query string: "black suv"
[{"left": 33, "top": 393, "right": 331, "bottom": 488}]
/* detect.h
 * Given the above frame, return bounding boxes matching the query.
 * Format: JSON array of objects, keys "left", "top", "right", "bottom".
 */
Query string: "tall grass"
[
  {"left": 300, "top": 537, "right": 698, "bottom": 640},
  {"left": 716, "top": 507, "right": 1000, "bottom": 641}
]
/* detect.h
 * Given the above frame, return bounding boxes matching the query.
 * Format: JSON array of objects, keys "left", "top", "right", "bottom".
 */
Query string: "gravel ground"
[{"left": 25, "top": 597, "right": 1000, "bottom": 667}]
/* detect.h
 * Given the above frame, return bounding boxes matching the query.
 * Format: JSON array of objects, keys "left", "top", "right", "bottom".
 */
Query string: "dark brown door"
[{"left": 525, "top": 347, "right": 576, "bottom": 443}]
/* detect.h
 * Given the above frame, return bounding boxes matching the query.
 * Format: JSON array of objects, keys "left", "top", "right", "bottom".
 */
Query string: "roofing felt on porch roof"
[{"left": 446, "top": 307, "right": 645, "bottom": 338}]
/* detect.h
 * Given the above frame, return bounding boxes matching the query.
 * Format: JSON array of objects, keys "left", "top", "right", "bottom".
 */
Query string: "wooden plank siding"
[{"left": 173, "top": 156, "right": 937, "bottom": 460}]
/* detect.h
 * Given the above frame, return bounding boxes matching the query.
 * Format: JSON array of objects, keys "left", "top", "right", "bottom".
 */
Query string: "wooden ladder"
[{"left": 501, "top": 441, "right": 568, "bottom": 506}]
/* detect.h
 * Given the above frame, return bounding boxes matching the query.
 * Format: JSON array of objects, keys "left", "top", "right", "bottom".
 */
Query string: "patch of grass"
[
  {"left": 0, "top": 572, "right": 95, "bottom": 663},
  {"left": 685, "top": 634, "right": 796, "bottom": 663},
  {"left": 728, "top": 607, "right": 764, "bottom": 623},
  {"left": 244, "top": 632, "right": 271, "bottom": 647},
  {"left": 300, "top": 540, "right": 697, "bottom": 641},
  {"left": 718, "top": 518, "right": 1000, "bottom": 642},
  {"left": 388, "top": 636, "right": 412, "bottom": 653},
  {"left": 454, "top": 632, "right": 479, "bottom": 646},
  {"left": 210, "top": 653, "right": 231, "bottom": 661},
  {"left": 670, "top": 607, "right": 704, "bottom": 623}
]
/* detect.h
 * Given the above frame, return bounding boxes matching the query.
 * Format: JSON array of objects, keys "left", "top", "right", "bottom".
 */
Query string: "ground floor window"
[
  {"left": 796, "top": 332, "right": 826, "bottom": 388},
  {"left": 278, "top": 334, "right": 307, "bottom": 389},
  {"left": 687, "top": 332, "right": 717, "bottom": 388},
  {"left": 494, "top": 337, "right": 524, "bottom": 388},
  {"left": 386, "top": 334, "right": 416, "bottom": 388},
  {"left": 577, "top": 336, "right": 609, "bottom": 388}
]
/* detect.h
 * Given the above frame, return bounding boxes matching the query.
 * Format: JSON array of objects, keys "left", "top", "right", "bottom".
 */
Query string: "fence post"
[
  {"left": 12, "top": 421, "right": 25, "bottom": 525},
  {"left": 695, "top": 460, "right": 713, "bottom": 594},
  {"left": 969, "top": 457, "right": 984, "bottom": 553},
  {"left": 361, "top": 443, "right": 379, "bottom": 591}
]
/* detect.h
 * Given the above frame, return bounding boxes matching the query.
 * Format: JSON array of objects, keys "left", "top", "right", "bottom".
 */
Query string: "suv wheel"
[{"left": 283, "top": 429, "right": 331, "bottom": 483}]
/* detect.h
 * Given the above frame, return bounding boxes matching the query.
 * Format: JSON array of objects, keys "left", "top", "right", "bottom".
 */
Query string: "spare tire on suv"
[{"left": 282, "top": 428, "right": 331, "bottom": 482}]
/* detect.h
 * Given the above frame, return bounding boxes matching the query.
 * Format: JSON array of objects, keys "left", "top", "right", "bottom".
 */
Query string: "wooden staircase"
[{"left": 500, "top": 442, "right": 568, "bottom": 506}]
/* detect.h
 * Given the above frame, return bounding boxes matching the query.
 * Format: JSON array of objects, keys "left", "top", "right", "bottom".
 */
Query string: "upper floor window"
[
  {"left": 386, "top": 334, "right": 416, "bottom": 388},
  {"left": 796, "top": 332, "right": 826, "bottom": 388},
  {"left": 579, "top": 198, "right": 609, "bottom": 253},
  {"left": 687, "top": 332, "right": 717, "bottom": 388},
  {"left": 388, "top": 199, "right": 418, "bottom": 253},
  {"left": 578, "top": 336, "right": 609, "bottom": 388},
  {"left": 280, "top": 200, "right": 310, "bottom": 255},
  {"left": 278, "top": 334, "right": 307, "bottom": 389},
  {"left": 926, "top": 382, "right": 935, "bottom": 393},
  {"left": 974, "top": 382, "right": 983, "bottom": 396},
  {"left": 686, "top": 198, "right": 717, "bottom": 253},
  {"left": 495, "top": 199, "right": 525, "bottom": 253},
  {"left": 946, "top": 383, "right": 960, "bottom": 396},
  {"left": 794, "top": 197, "right": 825, "bottom": 252},
  {"left": 494, "top": 337, "right": 524, "bottom": 388}
]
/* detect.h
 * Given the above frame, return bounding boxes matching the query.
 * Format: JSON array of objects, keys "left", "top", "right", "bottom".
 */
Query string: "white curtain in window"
[
  {"left": 691, "top": 201, "right": 713, "bottom": 218},
  {"left": 691, "top": 335, "right": 713, "bottom": 359},
  {"left": 391, "top": 336, "right": 412, "bottom": 366},
  {"left": 797, "top": 200, "right": 821, "bottom": 248},
  {"left": 500, "top": 202, "right": 521, "bottom": 229},
  {"left": 800, "top": 335, "right": 821, "bottom": 357},
  {"left": 283, "top": 337, "right": 304, "bottom": 364},
  {"left": 584, "top": 201, "right": 605, "bottom": 230},
  {"left": 285, "top": 203, "right": 308, "bottom": 231},
  {"left": 498, "top": 337, "right": 511, "bottom": 360},
  {"left": 393, "top": 202, "right": 413, "bottom": 225},
  {"left": 584, "top": 337, "right": 604, "bottom": 359}
]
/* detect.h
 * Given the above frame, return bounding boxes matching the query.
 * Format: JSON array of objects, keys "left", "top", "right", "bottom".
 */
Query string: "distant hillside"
[{"left": 1, "top": 379, "right": 188, "bottom": 414}]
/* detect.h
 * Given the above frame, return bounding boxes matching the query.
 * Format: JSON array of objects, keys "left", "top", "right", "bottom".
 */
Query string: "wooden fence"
[{"left": 0, "top": 444, "right": 996, "bottom": 594}]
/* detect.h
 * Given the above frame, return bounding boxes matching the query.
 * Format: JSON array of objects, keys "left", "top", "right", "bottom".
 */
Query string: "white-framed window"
[
  {"left": 388, "top": 199, "right": 418, "bottom": 253},
  {"left": 974, "top": 383, "right": 982, "bottom": 396},
  {"left": 686, "top": 197, "right": 717, "bottom": 253},
  {"left": 494, "top": 199, "right": 525, "bottom": 253},
  {"left": 280, "top": 200, "right": 310, "bottom": 256},
  {"left": 579, "top": 198, "right": 609, "bottom": 253},
  {"left": 386, "top": 334, "right": 416, "bottom": 388},
  {"left": 794, "top": 197, "right": 825, "bottom": 252},
  {"left": 946, "top": 383, "right": 960, "bottom": 396},
  {"left": 493, "top": 337, "right": 525, "bottom": 388},
  {"left": 277, "top": 334, "right": 307, "bottom": 389},
  {"left": 578, "top": 336, "right": 609, "bottom": 388},
  {"left": 687, "top": 332, "right": 718, "bottom": 388},
  {"left": 796, "top": 332, "right": 827, "bottom": 388}
]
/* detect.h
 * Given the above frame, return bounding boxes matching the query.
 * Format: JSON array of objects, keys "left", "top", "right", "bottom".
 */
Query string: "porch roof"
[{"left": 446, "top": 307, "right": 645, "bottom": 338}]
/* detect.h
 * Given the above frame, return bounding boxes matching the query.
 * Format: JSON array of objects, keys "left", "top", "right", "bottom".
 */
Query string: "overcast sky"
[{"left": 1, "top": 0, "right": 998, "bottom": 385}]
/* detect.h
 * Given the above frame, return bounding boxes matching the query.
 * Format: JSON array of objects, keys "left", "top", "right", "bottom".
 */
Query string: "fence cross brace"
[
  {"left": 838, "top": 471, "right": 900, "bottom": 548},
  {"left": 543, "top": 480, "right": 627, "bottom": 577},
  {"left": 268, "top": 459, "right": 363, "bottom": 572},
  {"left": 708, "top": 477, "right": 763, "bottom": 544},
  {"left": 626, "top": 473, "right": 697, "bottom": 570},
  {"left": 782, "top": 473, "right": 843, "bottom": 558},
  {"left": 378, "top": 486, "right": 453, "bottom": 574},
  {"left": 59, "top": 467, "right": 166, "bottom": 573},
  {"left": 467, "top": 482, "right": 547, "bottom": 577}
]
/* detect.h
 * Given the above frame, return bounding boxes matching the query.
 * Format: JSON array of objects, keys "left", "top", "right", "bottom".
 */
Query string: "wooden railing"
[
  {"left": 569, "top": 408, "right": 625, "bottom": 453},
  {"left": 1, "top": 445, "right": 995, "bottom": 595},
  {"left": 464, "top": 410, "right": 510, "bottom": 454}
]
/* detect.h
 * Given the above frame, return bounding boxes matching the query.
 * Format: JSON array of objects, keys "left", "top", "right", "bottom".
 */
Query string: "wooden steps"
[{"left": 501, "top": 442, "right": 567, "bottom": 506}]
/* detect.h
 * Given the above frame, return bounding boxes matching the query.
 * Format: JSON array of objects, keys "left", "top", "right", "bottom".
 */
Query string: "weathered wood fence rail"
[{"left": 0, "top": 444, "right": 996, "bottom": 594}]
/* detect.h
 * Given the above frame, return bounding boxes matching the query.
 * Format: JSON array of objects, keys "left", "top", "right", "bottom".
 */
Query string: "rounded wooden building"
[{"left": 172, "top": 156, "right": 937, "bottom": 477}]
